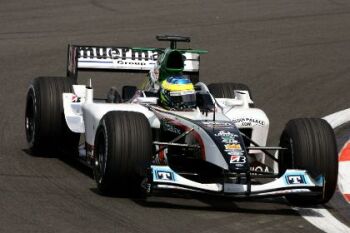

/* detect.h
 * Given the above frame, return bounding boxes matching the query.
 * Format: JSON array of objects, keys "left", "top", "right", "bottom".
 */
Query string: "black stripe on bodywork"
[
  {"left": 194, "top": 121, "right": 250, "bottom": 173},
  {"left": 149, "top": 107, "right": 249, "bottom": 173}
]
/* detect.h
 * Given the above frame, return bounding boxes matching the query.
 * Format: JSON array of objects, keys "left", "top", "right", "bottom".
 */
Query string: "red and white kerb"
[{"left": 338, "top": 140, "right": 350, "bottom": 203}]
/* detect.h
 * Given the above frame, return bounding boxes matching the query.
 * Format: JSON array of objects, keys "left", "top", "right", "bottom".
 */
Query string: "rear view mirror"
[{"left": 196, "top": 92, "right": 215, "bottom": 111}]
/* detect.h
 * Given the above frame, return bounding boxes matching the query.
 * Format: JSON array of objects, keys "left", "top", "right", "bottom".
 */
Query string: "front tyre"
[
  {"left": 279, "top": 118, "right": 338, "bottom": 205},
  {"left": 93, "top": 111, "right": 153, "bottom": 195}
]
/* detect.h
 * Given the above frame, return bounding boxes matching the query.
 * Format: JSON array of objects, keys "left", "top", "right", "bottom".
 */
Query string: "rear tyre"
[
  {"left": 208, "top": 82, "right": 253, "bottom": 99},
  {"left": 25, "top": 77, "right": 80, "bottom": 156},
  {"left": 208, "top": 82, "right": 254, "bottom": 106},
  {"left": 122, "top": 85, "right": 137, "bottom": 101},
  {"left": 93, "top": 111, "right": 152, "bottom": 195},
  {"left": 279, "top": 118, "right": 338, "bottom": 205}
]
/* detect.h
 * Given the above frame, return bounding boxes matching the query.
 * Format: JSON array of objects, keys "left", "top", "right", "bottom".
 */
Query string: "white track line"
[
  {"left": 293, "top": 207, "right": 350, "bottom": 233},
  {"left": 323, "top": 108, "right": 350, "bottom": 129},
  {"left": 292, "top": 108, "right": 350, "bottom": 233}
]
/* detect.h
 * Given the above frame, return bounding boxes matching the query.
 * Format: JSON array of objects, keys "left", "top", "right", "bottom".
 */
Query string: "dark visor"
[{"left": 170, "top": 93, "right": 196, "bottom": 109}]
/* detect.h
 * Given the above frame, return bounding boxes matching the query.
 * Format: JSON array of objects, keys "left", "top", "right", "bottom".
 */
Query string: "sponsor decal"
[
  {"left": 230, "top": 155, "right": 247, "bottom": 164},
  {"left": 156, "top": 171, "right": 174, "bottom": 181},
  {"left": 116, "top": 60, "right": 147, "bottom": 66},
  {"left": 202, "top": 121, "right": 232, "bottom": 127},
  {"left": 250, "top": 165, "right": 270, "bottom": 173},
  {"left": 71, "top": 95, "right": 81, "bottom": 102},
  {"left": 250, "top": 161, "right": 271, "bottom": 173},
  {"left": 78, "top": 47, "right": 158, "bottom": 61},
  {"left": 224, "top": 144, "right": 241, "bottom": 150},
  {"left": 76, "top": 46, "right": 199, "bottom": 72},
  {"left": 220, "top": 135, "right": 238, "bottom": 144},
  {"left": 214, "top": 131, "right": 239, "bottom": 143},
  {"left": 286, "top": 175, "right": 306, "bottom": 185},
  {"left": 162, "top": 122, "right": 181, "bottom": 134},
  {"left": 232, "top": 118, "right": 265, "bottom": 126},
  {"left": 225, "top": 150, "right": 243, "bottom": 156},
  {"left": 214, "top": 130, "right": 234, "bottom": 137}
]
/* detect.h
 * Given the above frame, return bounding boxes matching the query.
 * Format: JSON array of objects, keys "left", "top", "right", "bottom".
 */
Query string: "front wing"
[{"left": 150, "top": 165, "right": 324, "bottom": 197}]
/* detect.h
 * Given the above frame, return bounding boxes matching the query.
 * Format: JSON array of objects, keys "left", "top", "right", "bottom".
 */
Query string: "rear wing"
[{"left": 67, "top": 45, "right": 203, "bottom": 82}]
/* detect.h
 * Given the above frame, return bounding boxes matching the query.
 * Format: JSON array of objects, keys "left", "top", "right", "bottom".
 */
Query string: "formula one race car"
[{"left": 25, "top": 35, "right": 338, "bottom": 205}]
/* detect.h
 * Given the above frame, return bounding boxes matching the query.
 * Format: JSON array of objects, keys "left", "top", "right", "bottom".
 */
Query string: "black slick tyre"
[
  {"left": 25, "top": 77, "right": 79, "bottom": 156},
  {"left": 208, "top": 83, "right": 253, "bottom": 99},
  {"left": 93, "top": 111, "right": 152, "bottom": 195},
  {"left": 122, "top": 86, "right": 137, "bottom": 101},
  {"left": 208, "top": 82, "right": 254, "bottom": 107},
  {"left": 279, "top": 118, "right": 338, "bottom": 205}
]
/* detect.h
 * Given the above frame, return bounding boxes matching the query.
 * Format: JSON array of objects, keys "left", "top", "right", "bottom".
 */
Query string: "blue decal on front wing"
[
  {"left": 286, "top": 175, "right": 306, "bottom": 185},
  {"left": 152, "top": 166, "right": 176, "bottom": 182},
  {"left": 283, "top": 170, "right": 312, "bottom": 185},
  {"left": 156, "top": 171, "right": 174, "bottom": 181}
]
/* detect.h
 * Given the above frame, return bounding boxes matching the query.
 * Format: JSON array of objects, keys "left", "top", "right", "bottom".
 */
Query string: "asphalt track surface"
[{"left": 1, "top": 0, "right": 350, "bottom": 232}]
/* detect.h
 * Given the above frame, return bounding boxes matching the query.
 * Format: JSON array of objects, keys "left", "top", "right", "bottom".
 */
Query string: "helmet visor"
[{"left": 169, "top": 91, "right": 196, "bottom": 109}]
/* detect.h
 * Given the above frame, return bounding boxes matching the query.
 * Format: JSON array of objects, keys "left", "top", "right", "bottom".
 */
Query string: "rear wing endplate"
[{"left": 67, "top": 45, "right": 202, "bottom": 81}]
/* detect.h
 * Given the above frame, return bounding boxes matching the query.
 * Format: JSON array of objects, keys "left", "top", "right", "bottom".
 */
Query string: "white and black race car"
[{"left": 25, "top": 35, "right": 338, "bottom": 205}]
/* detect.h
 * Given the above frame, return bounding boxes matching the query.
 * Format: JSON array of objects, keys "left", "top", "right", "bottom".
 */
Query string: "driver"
[{"left": 159, "top": 75, "right": 196, "bottom": 110}]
